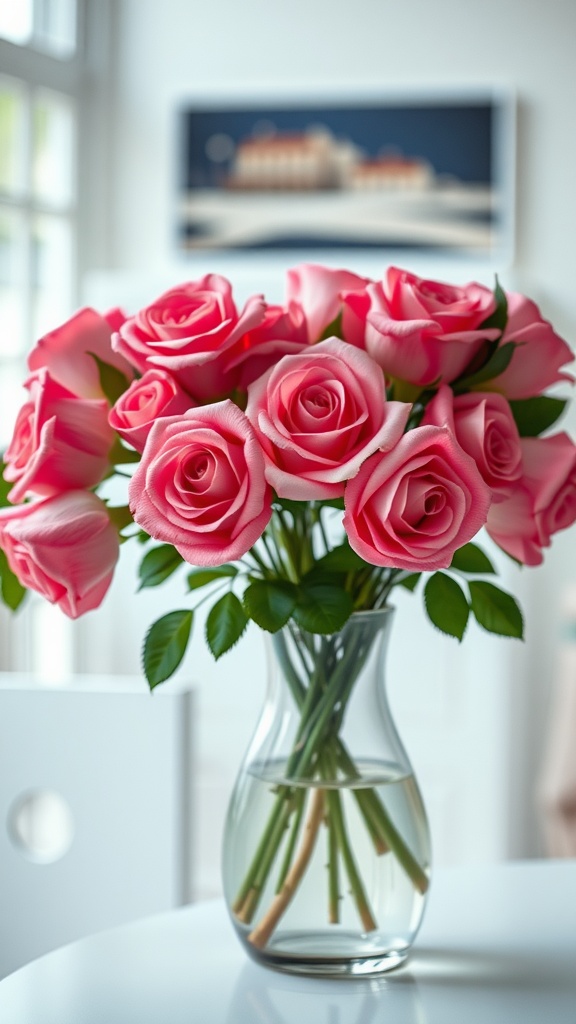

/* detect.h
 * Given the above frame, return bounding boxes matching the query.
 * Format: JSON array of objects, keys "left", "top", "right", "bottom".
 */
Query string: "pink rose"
[
  {"left": 423, "top": 385, "right": 522, "bottom": 502},
  {"left": 3, "top": 368, "right": 115, "bottom": 503},
  {"left": 484, "top": 292, "right": 574, "bottom": 399},
  {"left": 108, "top": 368, "right": 193, "bottom": 453},
  {"left": 230, "top": 303, "right": 309, "bottom": 391},
  {"left": 0, "top": 491, "right": 120, "bottom": 618},
  {"left": 343, "top": 425, "right": 492, "bottom": 570},
  {"left": 128, "top": 401, "right": 272, "bottom": 566},
  {"left": 27, "top": 307, "right": 133, "bottom": 399},
  {"left": 358, "top": 266, "right": 500, "bottom": 386},
  {"left": 285, "top": 263, "right": 370, "bottom": 343},
  {"left": 245, "top": 337, "right": 412, "bottom": 500},
  {"left": 113, "top": 275, "right": 266, "bottom": 402},
  {"left": 486, "top": 433, "right": 576, "bottom": 565}
]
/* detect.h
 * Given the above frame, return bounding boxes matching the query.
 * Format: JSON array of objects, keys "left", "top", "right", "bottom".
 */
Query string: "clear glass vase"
[{"left": 222, "top": 607, "right": 431, "bottom": 978}]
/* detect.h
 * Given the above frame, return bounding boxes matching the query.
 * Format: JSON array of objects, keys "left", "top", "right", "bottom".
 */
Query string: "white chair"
[{"left": 0, "top": 674, "right": 193, "bottom": 979}]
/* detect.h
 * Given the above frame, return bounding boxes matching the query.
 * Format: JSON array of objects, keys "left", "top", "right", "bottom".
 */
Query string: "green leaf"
[
  {"left": 272, "top": 496, "right": 302, "bottom": 517},
  {"left": 398, "top": 572, "right": 421, "bottom": 592},
  {"left": 187, "top": 565, "right": 238, "bottom": 591},
  {"left": 318, "top": 311, "right": 343, "bottom": 342},
  {"left": 312, "top": 542, "right": 366, "bottom": 573},
  {"left": 293, "top": 583, "right": 353, "bottom": 634},
  {"left": 206, "top": 592, "right": 248, "bottom": 659},
  {"left": 0, "top": 549, "right": 27, "bottom": 611},
  {"left": 243, "top": 579, "right": 297, "bottom": 632},
  {"left": 142, "top": 610, "right": 193, "bottom": 689},
  {"left": 88, "top": 353, "right": 133, "bottom": 406},
  {"left": 478, "top": 277, "right": 508, "bottom": 333},
  {"left": 456, "top": 341, "right": 516, "bottom": 390},
  {"left": 0, "top": 459, "right": 13, "bottom": 508},
  {"left": 106, "top": 504, "right": 135, "bottom": 534},
  {"left": 138, "top": 545, "right": 184, "bottom": 589},
  {"left": 424, "top": 572, "right": 469, "bottom": 641},
  {"left": 468, "top": 580, "right": 524, "bottom": 639},
  {"left": 509, "top": 396, "right": 568, "bottom": 437},
  {"left": 109, "top": 436, "right": 141, "bottom": 465},
  {"left": 450, "top": 543, "right": 496, "bottom": 575}
]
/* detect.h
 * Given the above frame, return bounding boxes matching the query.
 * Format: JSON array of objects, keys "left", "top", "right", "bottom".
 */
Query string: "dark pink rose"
[
  {"left": 343, "top": 424, "right": 492, "bottom": 570},
  {"left": 3, "top": 368, "right": 114, "bottom": 503},
  {"left": 359, "top": 266, "right": 500, "bottom": 386},
  {"left": 0, "top": 491, "right": 120, "bottom": 618},
  {"left": 245, "top": 337, "right": 411, "bottom": 500},
  {"left": 27, "top": 307, "right": 133, "bottom": 399},
  {"left": 285, "top": 263, "right": 370, "bottom": 343},
  {"left": 128, "top": 401, "right": 272, "bottom": 566},
  {"left": 486, "top": 433, "right": 576, "bottom": 565},
  {"left": 484, "top": 292, "right": 574, "bottom": 399},
  {"left": 113, "top": 275, "right": 266, "bottom": 402},
  {"left": 423, "top": 385, "right": 522, "bottom": 502},
  {"left": 108, "top": 368, "right": 193, "bottom": 453},
  {"left": 230, "top": 303, "right": 309, "bottom": 391}
]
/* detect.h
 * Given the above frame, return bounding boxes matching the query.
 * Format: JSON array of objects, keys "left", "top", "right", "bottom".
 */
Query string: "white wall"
[{"left": 79, "top": 0, "right": 576, "bottom": 883}]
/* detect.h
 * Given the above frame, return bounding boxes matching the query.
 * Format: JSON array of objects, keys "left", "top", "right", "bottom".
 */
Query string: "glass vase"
[{"left": 222, "top": 607, "right": 431, "bottom": 978}]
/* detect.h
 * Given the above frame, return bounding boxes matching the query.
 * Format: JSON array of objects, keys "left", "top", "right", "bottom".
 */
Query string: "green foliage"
[
  {"left": 468, "top": 581, "right": 524, "bottom": 639},
  {"left": 450, "top": 543, "right": 496, "bottom": 575},
  {"left": 455, "top": 341, "right": 516, "bottom": 391},
  {"left": 293, "top": 582, "right": 353, "bottom": 634},
  {"left": 424, "top": 572, "right": 469, "bottom": 641},
  {"left": 106, "top": 504, "right": 136, "bottom": 535},
  {"left": 88, "top": 353, "right": 133, "bottom": 406},
  {"left": 187, "top": 565, "right": 238, "bottom": 591},
  {"left": 318, "top": 311, "right": 343, "bottom": 341},
  {"left": 243, "top": 579, "right": 297, "bottom": 632},
  {"left": 108, "top": 436, "right": 141, "bottom": 466},
  {"left": 138, "top": 544, "right": 184, "bottom": 588},
  {"left": 312, "top": 542, "right": 366, "bottom": 573},
  {"left": 142, "top": 610, "right": 193, "bottom": 689},
  {"left": 478, "top": 277, "right": 508, "bottom": 333},
  {"left": 398, "top": 572, "right": 421, "bottom": 592},
  {"left": 0, "top": 549, "right": 27, "bottom": 611},
  {"left": 206, "top": 592, "right": 248, "bottom": 659},
  {"left": 509, "top": 396, "right": 567, "bottom": 437},
  {"left": 0, "top": 459, "right": 12, "bottom": 508}
]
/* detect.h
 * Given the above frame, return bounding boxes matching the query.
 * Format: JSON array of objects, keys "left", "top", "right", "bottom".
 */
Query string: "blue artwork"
[{"left": 177, "top": 95, "right": 512, "bottom": 257}]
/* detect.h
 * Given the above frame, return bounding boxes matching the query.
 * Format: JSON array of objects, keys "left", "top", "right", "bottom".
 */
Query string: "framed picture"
[{"left": 176, "top": 88, "right": 515, "bottom": 264}]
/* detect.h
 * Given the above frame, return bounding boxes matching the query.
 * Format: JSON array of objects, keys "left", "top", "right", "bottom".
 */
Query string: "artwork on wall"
[{"left": 176, "top": 89, "right": 514, "bottom": 262}]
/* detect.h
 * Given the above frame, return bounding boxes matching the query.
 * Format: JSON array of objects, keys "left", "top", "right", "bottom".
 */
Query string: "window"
[{"left": 0, "top": 0, "right": 94, "bottom": 673}]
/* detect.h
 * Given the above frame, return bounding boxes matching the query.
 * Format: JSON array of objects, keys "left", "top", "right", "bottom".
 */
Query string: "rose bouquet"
[{"left": 1, "top": 264, "right": 574, "bottom": 968}]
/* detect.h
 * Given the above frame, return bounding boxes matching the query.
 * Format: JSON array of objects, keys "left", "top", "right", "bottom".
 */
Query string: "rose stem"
[
  {"left": 336, "top": 746, "right": 428, "bottom": 894},
  {"left": 275, "top": 786, "right": 306, "bottom": 893},
  {"left": 325, "top": 787, "right": 377, "bottom": 933},
  {"left": 248, "top": 788, "right": 326, "bottom": 950}
]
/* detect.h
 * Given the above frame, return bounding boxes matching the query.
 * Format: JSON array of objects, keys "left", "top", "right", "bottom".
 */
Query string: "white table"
[{"left": 1, "top": 860, "right": 575, "bottom": 1023}]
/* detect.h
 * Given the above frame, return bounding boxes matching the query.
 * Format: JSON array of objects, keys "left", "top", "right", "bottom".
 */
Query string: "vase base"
[{"left": 242, "top": 930, "right": 410, "bottom": 978}]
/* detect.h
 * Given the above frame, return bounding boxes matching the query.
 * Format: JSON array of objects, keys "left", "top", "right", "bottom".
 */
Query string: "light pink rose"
[
  {"left": 423, "top": 385, "right": 522, "bottom": 502},
  {"left": 0, "top": 491, "right": 120, "bottom": 618},
  {"left": 486, "top": 433, "right": 576, "bottom": 565},
  {"left": 128, "top": 401, "right": 272, "bottom": 566},
  {"left": 27, "top": 307, "right": 133, "bottom": 399},
  {"left": 285, "top": 264, "right": 370, "bottom": 343},
  {"left": 245, "top": 337, "right": 412, "bottom": 500},
  {"left": 357, "top": 266, "right": 500, "bottom": 386},
  {"left": 3, "top": 368, "right": 115, "bottom": 503},
  {"left": 112, "top": 275, "right": 266, "bottom": 402},
  {"left": 230, "top": 302, "right": 309, "bottom": 391},
  {"left": 343, "top": 424, "right": 492, "bottom": 570},
  {"left": 108, "top": 368, "right": 193, "bottom": 453},
  {"left": 484, "top": 292, "right": 574, "bottom": 399}
]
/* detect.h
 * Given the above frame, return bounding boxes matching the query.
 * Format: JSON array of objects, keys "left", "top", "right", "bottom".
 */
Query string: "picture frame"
[{"left": 176, "top": 87, "right": 515, "bottom": 267}]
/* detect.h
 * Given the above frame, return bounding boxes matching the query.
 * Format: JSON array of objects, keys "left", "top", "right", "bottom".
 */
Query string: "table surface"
[{"left": 1, "top": 860, "right": 575, "bottom": 1024}]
